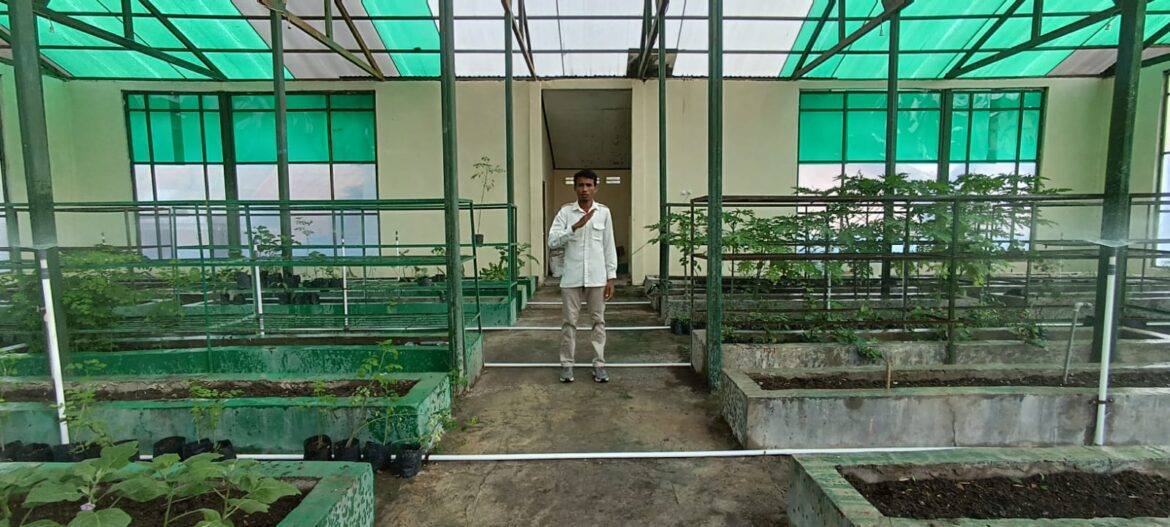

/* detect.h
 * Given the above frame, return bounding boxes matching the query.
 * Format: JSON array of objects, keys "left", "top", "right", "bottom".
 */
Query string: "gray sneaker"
[
  {"left": 593, "top": 366, "right": 610, "bottom": 383},
  {"left": 560, "top": 366, "right": 574, "bottom": 383}
]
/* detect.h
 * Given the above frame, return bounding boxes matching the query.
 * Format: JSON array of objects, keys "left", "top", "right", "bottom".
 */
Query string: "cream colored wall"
[{"left": 3, "top": 70, "right": 1169, "bottom": 284}]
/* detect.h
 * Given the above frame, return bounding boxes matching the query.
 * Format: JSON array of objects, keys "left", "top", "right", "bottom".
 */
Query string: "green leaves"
[
  {"left": 109, "top": 476, "right": 167, "bottom": 503},
  {"left": 66, "top": 509, "right": 131, "bottom": 527},
  {"left": 24, "top": 480, "right": 84, "bottom": 506}
]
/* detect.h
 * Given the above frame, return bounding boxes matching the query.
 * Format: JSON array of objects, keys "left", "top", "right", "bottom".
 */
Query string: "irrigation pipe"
[
  {"left": 38, "top": 253, "right": 70, "bottom": 445},
  {"left": 1094, "top": 251, "right": 1119, "bottom": 446},
  {"left": 485, "top": 362, "right": 690, "bottom": 368},
  {"left": 528, "top": 301, "right": 652, "bottom": 306},
  {"left": 1063, "top": 302, "right": 1088, "bottom": 383},
  {"left": 137, "top": 446, "right": 953, "bottom": 463}
]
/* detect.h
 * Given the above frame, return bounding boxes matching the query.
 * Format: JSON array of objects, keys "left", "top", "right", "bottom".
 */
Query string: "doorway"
[{"left": 541, "top": 89, "right": 633, "bottom": 280}]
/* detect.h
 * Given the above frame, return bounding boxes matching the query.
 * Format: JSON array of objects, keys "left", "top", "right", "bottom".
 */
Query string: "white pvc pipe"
[
  {"left": 1094, "top": 252, "right": 1118, "bottom": 446},
  {"left": 38, "top": 254, "right": 70, "bottom": 445},
  {"left": 1116, "top": 326, "right": 1170, "bottom": 341},
  {"left": 251, "top": 243, "right": 265, "bottom": 336},
  {"left": 137, "top": 446, "right": 952, "bottom": 463},
  {"left": 485, "top": 362, "right": 691, "bottom": 368},
  {"left": 482, "top": 326, "right": 669, "bottom": 331},
  {"left": 528, "top": 301, "right": 652, "bottom": 306},
  {"left": 341, "top": 240, "right": 350, "bottom": 330}
]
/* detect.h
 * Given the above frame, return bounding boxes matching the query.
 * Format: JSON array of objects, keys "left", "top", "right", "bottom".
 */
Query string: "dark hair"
[{"left": 573, "top": 169, "right": 599, "bottom": 186}]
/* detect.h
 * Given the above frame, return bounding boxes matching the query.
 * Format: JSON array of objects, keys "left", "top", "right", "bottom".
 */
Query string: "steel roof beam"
[
  {"left": 946, "top": 5, "right": 1123, "bottom": 79},
  {"left": 140, "top": 0, "right": 227, "bottom": 81},
  {"left": 332, "top": 0, "right": 385, "bottom": 79},
  {"left": 502, "top": 0, "right": 539, "bottom": 79},
  {"left": 791, "top": 0, "right": 837, "bottom": 75},
  {"left": 945, "top": 0, "right": 1027, "bottom": 79},
  {"left": 0, "top": 25, "right": 72, "bottom": 80},
  {"left": 30, "top": 5, "right": 220, "bottom": 79},
  {"left": 259, "top": 0, "right": 385, "bottom": 80},
  {"left": 790, "top": 0, "right": 914, "bottom": 79},
  {"left": 634, "top": 0, "right": 669, "bottom": 79}
]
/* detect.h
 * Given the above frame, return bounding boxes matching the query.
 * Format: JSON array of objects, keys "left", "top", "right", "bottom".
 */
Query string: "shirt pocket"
[{"left": 590, "top": 220, "right": 605, "bottom": 241}]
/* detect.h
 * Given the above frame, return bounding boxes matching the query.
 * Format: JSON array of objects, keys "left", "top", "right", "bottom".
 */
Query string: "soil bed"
[
  {"left": 750, "top": 370, "right": 1170, "bottom": 390},
  {"left": 845, "top": 470, "right": 1170, "bottom": 520},
  {"left": 5, "top": 479, "right": 314, "bottom": 527},
  {"left": 111, "top": 335, "right": 447, "bottom": 351},
  {"left": 1, "top": 379, "right": 417, "bottom": 403}
]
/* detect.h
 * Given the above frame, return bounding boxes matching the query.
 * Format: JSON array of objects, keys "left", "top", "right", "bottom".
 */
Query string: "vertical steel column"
[
  {"left": 505, "top": 9, "right": 518, "bottom": 299},
  {"left": 219, "top": 93, "right": 242, "bottom": 257},
  {"left": 937, "top": 90, "right": 953, "bottom": 183},
  {"left": 440, "top": 0, "right": 467, "bottom": 377},
  {"left": 658, "top": 0, "right": 670, "bottom": 308},
  {"left": 706, "top": 0, "right": 724, "bottom": 390},
  {"left": 0, "top": 118, "right": 20, "bottom": 254},
  {"left": 270, "top": 0, "right": 293, "bottom": 262},
  {"left": 880, "top": 13, "right": 900, "bottom": 298},
  {"left": 10, "top": 0, "right": 70, "bottom": 358},
  {"left": 1091, "top": 0, "right": 1145, "bottom": 361}
]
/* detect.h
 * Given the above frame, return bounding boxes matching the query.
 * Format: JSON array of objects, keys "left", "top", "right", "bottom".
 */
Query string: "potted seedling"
[
  {"left": 301, "top": 380, "right": 335, "bottom": 461},
  {"left": 356, "top": 345, "right": 405, "bottom": 472},
  {"left": 55, "top": 360, "right": 120, "bottom": 462},
  {"left": 186, "top": 381, "right": 242, "bottom": 459}
]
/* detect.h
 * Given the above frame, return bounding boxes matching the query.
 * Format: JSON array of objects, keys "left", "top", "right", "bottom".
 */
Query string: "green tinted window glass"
[
  {"left": 203, "top": 113, "right": 223, "bottom": 163},
  {"left": 331, "top": 112, "right": 377, "bottom": 162},
  {"left": 148, "top": 94, "right": 181, "bottom": 110},
  {"left": 968, "top": 109, "right": 1021, "bottom": 162},
  {"left": 234, "top": 111, "right": 277, "bottom": 163},
  {"left": 129, "top": 112, "right": 151, "bottom": 163},
  {"left": 799, "top": 112, "right": 844, "bottom": 162},
  {"left": 203, "top": 95, "right": 220, "bottom": 110},
  {"left": 899, "top": 93, "right": 941, "bottom": 109},
  {"left": 1019, "top": 110, "right": 1041, "bottom": 161},
  {"left": 847, "top": 93, "right": 886, "bottom": 110},
  {"left": 950, "top": 111, "right": 970, "bottom": 162},
  {"left": 149, "top": 111, "right": 204, "bottom": 163},
  {"left": 331, "top": 94, "right": 376, "bottom": 110},
  {"left": 800, "top": 93, "right": 844, "bottom": 110},
  {"left": 1023, "top": 91, "right": 1042, "bottom": 109},
  {"left": 953, "top": 93, "right": 970, "bottom": 109},
  {"left": 287, "top": 112, "right": 330, "bottom": 162},
  {"left": 288, "top": 94, "right": 328, "bottom": 110},
  {"left": 127, "top": 94, "right": 146, "bottom": 110},
  {"left": 846, "top": 110, "right": 886, "bottom": 161},
  {"left": 989, "top": 92, "right": 1023, "bottom": 109},
  {"left": 232, "top": 95, "right": 275, "bottom": 111},
  {"left": 896, "top": 110, "right": 940, "bottom": 162}
]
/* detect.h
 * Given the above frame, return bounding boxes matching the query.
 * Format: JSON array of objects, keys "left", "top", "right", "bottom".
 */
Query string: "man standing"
[{"left": 548, "top": 169, "right": 617, "bottom": 383}]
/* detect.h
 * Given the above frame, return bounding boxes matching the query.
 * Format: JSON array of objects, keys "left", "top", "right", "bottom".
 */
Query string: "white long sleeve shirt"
[{"left": 548, "top": 201, "right": 617, "bottom": 288}]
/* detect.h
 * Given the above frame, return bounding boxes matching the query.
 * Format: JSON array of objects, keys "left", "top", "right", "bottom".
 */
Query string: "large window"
[
  {"left": 126, "top": 92, "right": 378, "bottom": 259},
  {"left": 798, "top": 89, "right": 1043, "bottom": 191}
]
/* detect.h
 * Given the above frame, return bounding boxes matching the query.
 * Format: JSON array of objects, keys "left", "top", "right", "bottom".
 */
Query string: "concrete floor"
[{"left": 374, "top": 283, "right": 790, "bottom": 526}]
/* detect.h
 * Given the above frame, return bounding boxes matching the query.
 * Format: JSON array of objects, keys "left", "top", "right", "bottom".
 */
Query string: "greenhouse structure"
[{"left": 3, "top": 0, "right": 1170, "bottom": 525}]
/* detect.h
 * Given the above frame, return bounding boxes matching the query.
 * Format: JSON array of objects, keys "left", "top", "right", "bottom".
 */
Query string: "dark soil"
[
  {"left": 845, "top": 470, "right": 1170, "bottom": 519},
  {"left": 6, "top": 479, "right": 314, "bottom": 527},
  {"left": 1, "top": 378, "right": 417, "bottom": 403},
  {"left": 750, "top": 370, "right": 1170, "bottom": 390},
  {"left": 113, "top": 335, "right": 447, "bottom": 350}
]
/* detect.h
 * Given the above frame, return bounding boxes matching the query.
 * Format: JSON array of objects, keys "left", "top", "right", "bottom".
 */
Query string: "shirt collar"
[{"left": 574, "top": 201, "right": 599, "bottom": 214}]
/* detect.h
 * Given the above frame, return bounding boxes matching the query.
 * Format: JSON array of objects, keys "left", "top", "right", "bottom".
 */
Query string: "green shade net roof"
[{"left": 0, "top": 0, "right": 1168, "bottom": 80}]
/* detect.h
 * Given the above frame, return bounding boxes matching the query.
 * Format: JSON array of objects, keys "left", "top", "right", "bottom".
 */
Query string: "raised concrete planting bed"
[
  {"left": 788, "top": 446, "right": 1170, "bottom": 527},
  {"left": 4, "top": 333, "right": 483, "bottom": 378},
  {"left": 692, "top": 328, "right": 1169, "bottom": 375},
  {"left": 0, "top": 459, "right": 374, "bottom": 527},
  {"left": 720, "top": 366, "right": 1170, "bottom": 449},
  {"left": 0, "top": 373, "right": 450, "bottom": 454}
]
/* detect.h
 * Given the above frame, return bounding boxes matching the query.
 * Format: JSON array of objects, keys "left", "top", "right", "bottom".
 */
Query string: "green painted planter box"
[
  {"left": 0, "top": 373, "right": 451, "bottom": 453},
  {"left": 0, "top": 461, "right": 374, "bottom": 527},
  {"left": 789, "top": 446, "right": 1170, "bottom": 527},
  {"left": 5, "top": 333, "right": 483, "bottom": 377}
]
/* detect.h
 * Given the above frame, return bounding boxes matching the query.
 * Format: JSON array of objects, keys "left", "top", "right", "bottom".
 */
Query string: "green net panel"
[{"left": 363, "top": 0, "right": 440, "bottom": 77}]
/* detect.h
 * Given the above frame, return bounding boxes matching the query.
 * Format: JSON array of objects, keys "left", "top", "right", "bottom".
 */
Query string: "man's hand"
[
  {"left": 571, "top": 209, "right": 596, "bottom": 231},
  {"left": 604, "top": 279, "right": 615, "bottom": 301}
]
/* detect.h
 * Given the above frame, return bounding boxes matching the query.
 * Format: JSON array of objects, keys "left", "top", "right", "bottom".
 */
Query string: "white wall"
[{"left": 3, "top": 66, "right": 1170, "bottom": 283}]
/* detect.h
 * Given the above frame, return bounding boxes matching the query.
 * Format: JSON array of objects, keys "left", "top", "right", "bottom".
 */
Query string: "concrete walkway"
[{"left": 375, "top": 283, "right": 790, "bottom": 526}]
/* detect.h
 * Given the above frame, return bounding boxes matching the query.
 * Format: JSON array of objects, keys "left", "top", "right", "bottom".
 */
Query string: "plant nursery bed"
[
  {"left": 720, "top": 366, "right": 1170, "bottom": 449},
  {"left": 6, "top": 479, "right": 316, "bottom": 527},
  {"left": 749, "top": 370, "right": 1170, "bottom": 390},
  {"left": 1, "top": 378, "right": 418, "bottom": 403},
  {"left": 846, "top": 470, "right": 1170, "bottom": 520},
  {"left": 0, "top": 461, "right": 373, "bottom": 527},
  {"left": 788, "top": 446, "right": 1170, "bottom": 527}
]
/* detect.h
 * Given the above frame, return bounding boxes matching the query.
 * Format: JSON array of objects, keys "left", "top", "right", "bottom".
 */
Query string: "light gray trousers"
[{"left": 559, "top": 286, "right": 606, "bottom": 367}]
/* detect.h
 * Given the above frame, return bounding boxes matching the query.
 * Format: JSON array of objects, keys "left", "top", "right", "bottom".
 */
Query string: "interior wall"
[{"left": 3, "top": 67, "right": 1170, "bottom": 284}]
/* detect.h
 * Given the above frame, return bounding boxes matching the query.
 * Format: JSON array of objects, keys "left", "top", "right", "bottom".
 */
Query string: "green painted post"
[
  {"left": 439, "top": 0, "right": 467, "bottom": 377},
  {"left": 1091, "top": 0, "right": 1145, "bottom": 362},
  {"left": 505, "top": 9, "right": 518, "bottom": 304},
  {"left": 121, "top": 0, "right": 133, "bottom": 39},
  {"left": 9, "top": 0, "right": 70, "bottom": 359},
  {"left": 658, "top": 1, "right": 670, "bottom": 310},
  {"left": 706, "top": 0, "right": 724, "bottom": 390},
  {"left": 0, "top": 118, "right": 20, "bottom": 255},
  {"left": 270, "top": 0, "right": 293, "bottom": 263},
  {"left": 219, "top": 93, "right": 242, "bottom": 257},
  {"left": 880, "top": 13, "right": 899, "bottom": 299}
]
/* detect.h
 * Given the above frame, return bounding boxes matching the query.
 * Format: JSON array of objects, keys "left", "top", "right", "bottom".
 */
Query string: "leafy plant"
[
  {"left": 470, "top": 156, "right": 503, "bottom": 235},
  {"left": 61, "top": 360, "right": 112, "bottom": 450},
  {"left": 480, "top": 243, "right": 538, "bottom": 282},
  {"left": 187, "top": 383, "right": 243, "bottom": 444}
]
